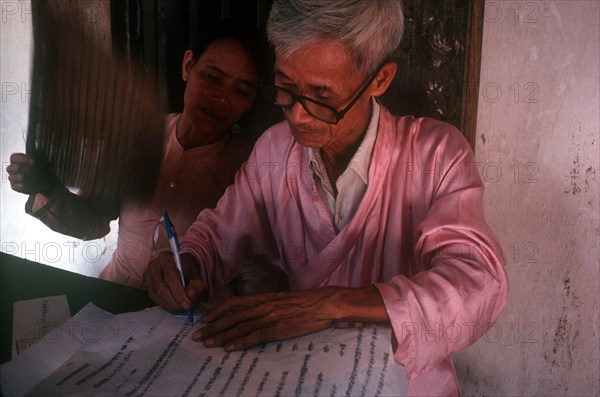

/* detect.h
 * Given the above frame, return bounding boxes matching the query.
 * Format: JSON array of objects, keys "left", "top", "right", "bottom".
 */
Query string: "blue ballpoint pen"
[{"left": 161, "top": 211, "right": 194, "bottom": 323}]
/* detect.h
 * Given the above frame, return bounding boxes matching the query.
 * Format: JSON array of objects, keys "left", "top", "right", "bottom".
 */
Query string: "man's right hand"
[
  {"left": 146, "top": 252, "right": 206, "bottom": 312},
  {"left": 6, "top": 153, "right": 59, "bottom": 195}
]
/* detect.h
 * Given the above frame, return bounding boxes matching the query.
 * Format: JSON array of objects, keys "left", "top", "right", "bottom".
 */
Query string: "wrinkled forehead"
[{"left": 274, "top": 39, "right": 362, "bottom": 83}]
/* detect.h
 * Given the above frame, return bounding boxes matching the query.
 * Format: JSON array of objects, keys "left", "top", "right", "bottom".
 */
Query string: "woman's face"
[{"left": 181, "top": 38, "right": 259, "bottom": 136}]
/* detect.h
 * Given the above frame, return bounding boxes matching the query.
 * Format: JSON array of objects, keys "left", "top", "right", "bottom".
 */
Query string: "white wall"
[
  {"left": 454, "top": 1, "right": 599, "bottom": 395},
  {"left": 1, "top": 0, "right": 115, "bottom": 276}
]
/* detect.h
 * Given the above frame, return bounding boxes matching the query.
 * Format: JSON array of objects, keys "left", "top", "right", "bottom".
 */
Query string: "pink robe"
[
  {"left": 180, "top": 106, "right": 508, "bottom": 396},
  {"left": 26, "top": 114, "right": 249, "bottom": 287}
]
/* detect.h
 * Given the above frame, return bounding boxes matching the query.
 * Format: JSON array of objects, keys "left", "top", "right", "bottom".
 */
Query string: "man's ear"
[
  {"left": 370, "top": 61, "right": 398, "bottom": 97},
  {"left": 182, "top": 50, "right": 194, "bottom": 82}
]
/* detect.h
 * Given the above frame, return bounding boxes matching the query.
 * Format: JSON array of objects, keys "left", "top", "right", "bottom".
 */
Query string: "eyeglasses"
[{"left": 262, "top": 67, "right": 381, "bottom": 124}]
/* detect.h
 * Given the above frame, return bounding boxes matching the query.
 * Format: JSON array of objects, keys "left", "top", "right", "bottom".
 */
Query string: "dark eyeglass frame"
[{"left": 264, "top": 63, "right": 385, "bottom": 124}]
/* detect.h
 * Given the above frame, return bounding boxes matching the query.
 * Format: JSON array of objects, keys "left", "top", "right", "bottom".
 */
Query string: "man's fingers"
[
  {"left": 186, "top": 279, "right": 206, "bottom": 302},
  {"left": 197, "top": 302, "right": 264, "bottom": 341},
  {"left": 208, "top": 322, "right": 275, "bottom": 351},
  {"left": 192, "top": 297, "right": 263, "bottom": 342},
  {"left": 162, "top": 260, "right": 192, "bottom": 309},
  {"left": 202, "top": 292, "right": 276, "bottom": 323},
  {"left": 195, "top": 295, "right": 294, "bottom": 345},
  {"left": 193, "top": 313, "right": 275, "bottom": 349},
  {"left": 146, "top": 253, "right": 207, "bottom": 313},
  {"left": 201, "top": 296, "right": 243, "bottom": 323},
  {"left": 195, "top": 312, "right": 330, "bottom": 352},
  {"left": 147, "top": 256, "right": 186, "bottom": 311},
  {"left": 146, "top": 269, "right": 178, "bottom": 310},
  {"left": 190, "top": 288, "right": 343, "bottom": 351}
]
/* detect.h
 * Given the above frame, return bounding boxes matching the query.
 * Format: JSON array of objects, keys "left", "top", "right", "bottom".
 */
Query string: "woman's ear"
[
  {"left": 370, "top": 61, "right": 398, "bottom": 97},
  {"left": 182, "top": 50, "right": 195, "bottom": 82}
]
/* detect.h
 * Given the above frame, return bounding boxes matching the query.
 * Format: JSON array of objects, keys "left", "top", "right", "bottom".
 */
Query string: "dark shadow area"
[{"left": 110, "top": 0, "right": 479, "bottom": 145}]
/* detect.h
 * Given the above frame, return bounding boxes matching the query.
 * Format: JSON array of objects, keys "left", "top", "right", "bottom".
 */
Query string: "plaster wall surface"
[{"left": 454, "top": 1, "right": 599, "bottom": 395}]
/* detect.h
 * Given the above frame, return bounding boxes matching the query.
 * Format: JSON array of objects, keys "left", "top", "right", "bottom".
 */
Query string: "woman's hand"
[{"left": 6, "top": 153, "right": 59, "bottom": 195}]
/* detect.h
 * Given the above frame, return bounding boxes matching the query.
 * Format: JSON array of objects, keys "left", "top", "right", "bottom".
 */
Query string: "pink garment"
[
  {"left": 180, "top": 106, "right": 508, "bottom": 395},
  {"left": 26, "top": 113, "right": 249, "bottom": 287}
]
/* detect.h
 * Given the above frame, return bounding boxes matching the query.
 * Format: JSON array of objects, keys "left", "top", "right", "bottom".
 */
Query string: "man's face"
[
  {"left": 274, "top": 39, "right": 374, "bottom": 151},
  {"left": 182, "top": 39, "right": 258, "bottom": 135}
]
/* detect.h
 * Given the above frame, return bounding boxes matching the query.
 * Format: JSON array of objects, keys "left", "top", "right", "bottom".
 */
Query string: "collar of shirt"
[
  {"left": 308, "top": 99, "right": 381, "bottom": 190},
  {"left": 307, "top": 99, "right": 381, "bottom": 230}
]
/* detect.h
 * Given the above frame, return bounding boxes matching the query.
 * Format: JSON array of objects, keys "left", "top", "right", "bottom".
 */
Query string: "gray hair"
[{"left": 267, "top": 0, "right": 404, "bottom": 76}]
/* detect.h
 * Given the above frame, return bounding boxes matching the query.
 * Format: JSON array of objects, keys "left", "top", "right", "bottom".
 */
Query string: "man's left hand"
[{"left": 192, "top": 286, "right": 389, "bottom": 351}]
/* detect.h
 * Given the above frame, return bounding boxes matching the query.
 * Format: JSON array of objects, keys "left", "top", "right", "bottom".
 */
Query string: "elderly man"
[{"left": 147, "top": 1, "right": 508, "bottom": 395}]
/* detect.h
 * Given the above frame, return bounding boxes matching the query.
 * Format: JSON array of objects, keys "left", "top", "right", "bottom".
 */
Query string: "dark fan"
[{"left": 26, "top": 0, "right": 165, "bottom": 213}]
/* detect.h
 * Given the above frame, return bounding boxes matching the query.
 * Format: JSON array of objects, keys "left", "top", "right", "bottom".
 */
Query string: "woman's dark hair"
[{"left": 190, "top": 20, "right": 273, "bottom": 83}]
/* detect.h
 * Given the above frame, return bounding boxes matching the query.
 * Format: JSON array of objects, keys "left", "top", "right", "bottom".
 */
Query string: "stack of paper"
[{"left": 1, "top": 303, "right": 407, "bottom": 397}]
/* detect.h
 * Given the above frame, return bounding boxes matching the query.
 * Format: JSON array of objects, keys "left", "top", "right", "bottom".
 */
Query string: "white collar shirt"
[{"left": 308, "top": 99, "right": 380, "bottom": 232}]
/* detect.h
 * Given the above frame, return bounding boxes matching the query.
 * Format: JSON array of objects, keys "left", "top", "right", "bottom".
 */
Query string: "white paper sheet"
[
  {"left": 1, "top": 303, "right": 407, "bottom": 397},
  {"left": 12, "top": 295, "right": 71, "bottom": 358}
]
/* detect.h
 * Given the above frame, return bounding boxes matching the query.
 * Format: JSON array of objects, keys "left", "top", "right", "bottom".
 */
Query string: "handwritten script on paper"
[
  {"left": 1, "top": 304, "right": 407, "bottom": 397},
  {"left": 12, "top": 295, "right": 71, "bottom": 358}
]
